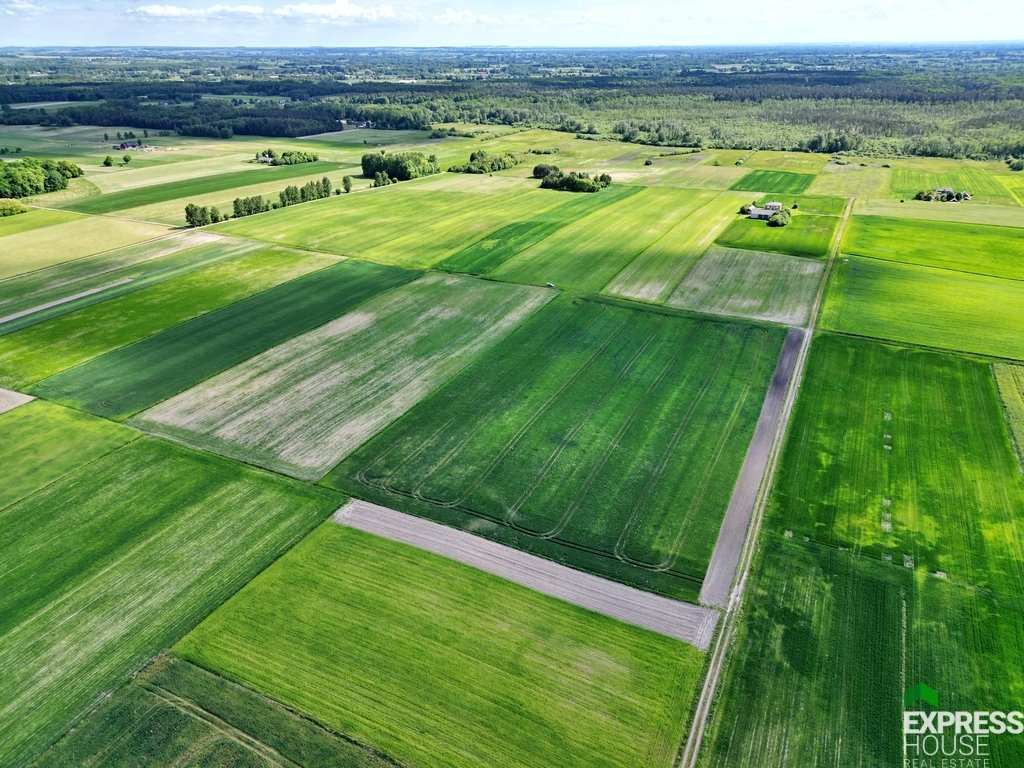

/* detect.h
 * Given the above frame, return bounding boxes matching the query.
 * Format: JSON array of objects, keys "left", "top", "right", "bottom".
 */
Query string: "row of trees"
[
  {"left": 279, "top": 178, "right": 333, "bottom": 206},
  {"left": 256, "top": 149, "right": 320, "bottom": 165},
  {"left": 184, "top": 203, "right": 226, "bottom": 227},
  {"left": 360, "top": 151, "right": 440, "bottom": 181},
  {"left": 0, "top": 157, "right": 83, "bottom": 199},
  {"left": 448, "top": 150, "right": 520, "bottom": 174},
  {"left": 535, "top": 166, "right": 612, "bottom": 193},
  {"left": 184, "top": 177, "right": 335, "bottom": 227}
]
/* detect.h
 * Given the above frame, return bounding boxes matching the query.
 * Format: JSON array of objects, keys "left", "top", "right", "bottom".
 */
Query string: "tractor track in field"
[
  {"left": 333, "top": 498, "right": 720, "bottom": 651},
  {"left": 678, "top": 197, "right": 854, "bottom": 768}
]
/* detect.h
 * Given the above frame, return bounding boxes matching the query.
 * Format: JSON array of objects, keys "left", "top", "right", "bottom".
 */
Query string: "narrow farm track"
[
  {"left": 333, "top": 498, "right": 720, "bottom": 650},
  {"left": 0, "top": 387, "right": 33, "bottom": 414},
  {"left": 679, "top": 197, "right": 854, "bottom": 768}
]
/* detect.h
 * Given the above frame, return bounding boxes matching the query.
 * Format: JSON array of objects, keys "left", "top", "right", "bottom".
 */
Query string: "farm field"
[
  {"left": 0, "top": 215, "right": 169, "bottom": 279},
  {"left": 0, "top": 244, "right": 334, "bottom": 388},
  {"left": 133, "top": 274, "right": 552, "bottom": 480},
  {"left": 0, "top": 437, "right": 339, "bottom": 768},
  {"left": 36, "top": 259, "right": 417, "bottom": 419},
  {"left": 768, "top": 333, "right": 1024, "bottom": 598},
  {"left": 889, "top": 161, "right": 1018, "bottom": 206},
  {"left": 327, "top": 296, "right": 784, "bottom": 598},
  {"left": 0, "top": 207, "right": 82, "bottom": 236},
  {"left": 744, "top": 151, "right": 829, "bottom": 174},
  {"left": 602, "top": 191, "right": 748, "bottom": 303},
  {"left": 0, "top": 399, "right": 136, "bottom": 511},
  {"left": 699, "top": 535, "right": 1024, "bottom": 768},
  {"left": 0, "top": 232, "right": 233, "bottom": 334},
  {"left": 715, "top": 209, "right": 840, "bottom": 258},
  {"left": 820, "top": 256, "right": 1024, "bottom": 360},
  {"left": 491, "top": 186, "right": 714, "bottom": 292},
  {"left": 729, "top": 169, "right": 815, "bottom": 195},
  {"left": 807, "top": 163, "right": 890, "bottom": 201},
  {"left": 842, "top": 215, "right": 1024, "bottom": 279},
  {"left": 177, "top": 523, "right": 707, "bottom": 768},
  {"left": 995, "top": 363, "right": 1024, "bottom": 469},
  {"left": 35, "top": 655, "right": 399, "bottom": 768},
  {"left": 855, "top": 196, "right": 1024, "bottom": 227},
  {"left": 666, "top": 246, "right": 824, "bottom": 325}
]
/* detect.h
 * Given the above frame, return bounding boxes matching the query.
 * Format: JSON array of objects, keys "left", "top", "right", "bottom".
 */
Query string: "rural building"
[{"left": 748, "top": 201, "right": 783, "bottom": 220}]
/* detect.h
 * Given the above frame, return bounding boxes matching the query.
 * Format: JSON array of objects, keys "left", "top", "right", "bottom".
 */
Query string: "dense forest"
[{"left": 1, "top": 46, "right": 1023, "bottom": 158}]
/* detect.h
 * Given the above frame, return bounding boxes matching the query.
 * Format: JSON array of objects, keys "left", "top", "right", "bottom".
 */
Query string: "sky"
[{"left": 0, "top": 0, "right": 1020, "bottom": 48}]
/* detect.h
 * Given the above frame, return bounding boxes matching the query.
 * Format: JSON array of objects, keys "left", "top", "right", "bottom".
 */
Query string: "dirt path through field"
[
  {"left": 333, "top": 499, "right": 720, "bottom": 650},
  {"left": 0, "top": 388, "right": 33, "bottom": 414}
]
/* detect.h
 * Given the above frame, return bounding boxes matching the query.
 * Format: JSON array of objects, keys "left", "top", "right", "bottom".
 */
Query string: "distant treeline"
[
  {"left": 0, "top": 157, "right": 83, "bottom": 198},
  {"left": 184, "top": 176, "right": 334, "bottom": 226}
]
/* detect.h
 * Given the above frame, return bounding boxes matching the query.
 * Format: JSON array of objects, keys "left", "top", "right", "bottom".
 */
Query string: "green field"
[
  {"left": 821, "top": 256, "right": 1024, "bottom": 360},
  {"left": 843, "top": 215, "right": 1024, "bottom": 279},
  {"left": 0, "top": 216, "right": 169, "bottom": 280},
  {"left": 35, "top": 656, "right": 399, "bottom": 768},
  {"left": 890, "top": 163, "right": 1018, "bottom": 206},
  {"left": 666, "top": 246, "right": 824, "bottom": 325},
  {"left": 603, "top": 192, "right": 747, "bottom": 303},
  {"left": 0, "top": 400, "right": 136, "bottom": 511},
  {"left": 768, "top": 334, "right": 1024, "bottom": 597},
  {"left": 715, "top": 210, "right": 839, "bottom": 258},
  {"left": 491, "top": 186, "right": 709, "bottom": 292},
  {"left": 994, "top": 363, "right": 1024, "bottom": 470},
  {"left": 35, "top": 259, "right": 417, "bottom": 419},
  {"left": 0, "top": 438, "right": 339, "bottom": 767},
  {"left": 0, "top": 244, "right": 334, "bottom": 388},
  {"left": 177, "top": 524, "right": 706, "bottom": 768},
  {"left": 855, "top": 196, "right": 1024, "bottom": 227},
  {"left": 132, "top": 274, "right": 552, "bottom": 480},
  {"left": 729, "top": 170, "right": 816, "bottom": 195},
  {"left": 808, "top": 163, "right": 889, "bottom": 201},
  {"left": 700, "top": 535, "right": 1024, "bottom": 768},
  {"left": 327, "top": 296, "right": 783, "bottom": 598},
  {"left": 744, "top": 151, "right": 829, "bottom": 174},
  {"left": 0, "top": 207, "right": 82, "bottom": 237},
  {"left": 63, "top": 161, "right": 343, "bottom": 215}
]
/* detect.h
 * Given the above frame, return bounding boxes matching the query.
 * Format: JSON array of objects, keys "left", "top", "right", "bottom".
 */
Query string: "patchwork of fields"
[{"left": 3, "top": 122, "right": 1021, "bottom": 768}]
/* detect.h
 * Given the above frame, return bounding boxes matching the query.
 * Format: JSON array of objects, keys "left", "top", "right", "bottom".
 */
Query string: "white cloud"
[
  {"left": 2, "top": 0, "right": 42, "bottom": 16},
  {"left": 273, "top": 0, "right": 416, "bottom": 22},
  {"left": 128, "top": 2, "right": 264, "bottom": 17},
  {"left": 432, "top": 7, "right": 537, "bottom": 26}
]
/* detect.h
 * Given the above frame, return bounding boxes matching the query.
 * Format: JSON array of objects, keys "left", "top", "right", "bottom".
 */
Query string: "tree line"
[
  {"left": 360, "top": 151, "right": 440, "bottom": 182},
  {"left": 184, "top": 176, "right": 335, "bottom": 227},
  {"left": 533, "top": 165, "right": 612, "bottom": 192}
]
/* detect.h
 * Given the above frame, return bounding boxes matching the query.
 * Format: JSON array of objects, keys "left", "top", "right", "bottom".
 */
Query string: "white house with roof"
[{"left": 748, "top": 201, "right": 783, "bottom": 220}]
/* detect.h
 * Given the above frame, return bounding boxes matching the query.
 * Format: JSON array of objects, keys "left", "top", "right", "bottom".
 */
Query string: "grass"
[
  {"left": 0, "top": 207, "right": 82, "bottom": 237},
  {"left": 490, "top": 186, "right": 711, "bottom": 292},
  {"left": 0, "top": 437, "right": 340, "bottom": 767},
  {"left": 768, "top": 333, "right": 1024, "bottom": 598},
  {"left": 0, "top": 216, "right": 169, "bottom": 280},
  {"left": 855, "top": 196, "right": 1024, "bottom": 228},
  {"left": 36, "top": 259, "right": 418, "bottom": 420},
  {"left": 63, "top": 161, "right": 343, "bottom": 215},
  {"left": 700, "top": 535, "right": 1024, "bottom": 768},
  {"left": 994, "top": 363, "right": 1024, "bottom": 471},
  {"left": 0, "top": 244, "right": 334, "bottom": 388},
  {"left": 715, "top": 210, "right": 839, "bottom": 258},
  {"left": 603, "top": 192, "right": 748, "bottom": 304},
  {"left": 820, "top": 256, "right": 1024, "bottom": 361},
  {"left": 0, "top": 400, "right": 136, "bottom": 511},
  {"left": 889, "top": 163, "right": 1018, "bottom": 206},
  {"left": 34, "top": 656, "right": 400, "bottom": 768},
  {"left": 666, "top": 246, "right": 824, "bottom": 325},
  {"left": 177, "top": 523, "right": 707, "bottom": 768},
  {"left": 326, "top": 296, "right": 783, "bottom": 599},
  {"left": 132, "top": 274, "right": 553, "bottom": 480},
  {"left": 0, "top": 232, "right": 242, "bottom": 335},
  {"left": 807, "top": 163, "right": 889, "bottom": 200},
  {"left": 729, "top": 169, "right": 815, "bottom": 195},
  {"left": 744, "top": 151, "right": 829, "bottom": 174},
  {"left": 843, "top": 215, "right": 1024, "bottom": 280}
]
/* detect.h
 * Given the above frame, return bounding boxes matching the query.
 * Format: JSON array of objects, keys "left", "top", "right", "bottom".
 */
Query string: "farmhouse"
[{"left": 748, "top": 201, "right": 783, "bottom": 220}]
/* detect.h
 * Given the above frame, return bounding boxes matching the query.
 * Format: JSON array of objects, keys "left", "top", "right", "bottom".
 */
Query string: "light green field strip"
[
  {"left": 0, "top": 400, "right": 136, "bottom": 512},
  {"left": 133, "top": 274, "right": 553, "bottom": 480},
  {"left": 821, "top": 256, "right": 1024, "bottom": 361},
  {"left": 744, "top": 151, "right": 830, "bottom": 174},
  {"left": 807, "top": 163, "right": 890, "bottom": 200},
  {"left": 0, "top": 216, "right": 170, "bottom": 280},
  {"left": 0, "top": 438, "right": 340, "bottom": 768},
  {"left": 0, "top": 244, "right": 335, "bottom": 388},
  {"left": 492, "top": 187, "right": 705, "bottom": 292},
  {"left": 994, "top": 363, "right": 1024, "bottom": 471},
  {"left": 0, "top": 207, "right": 83, "bottom": 237},
  {"left": 86, "top": 152, "right": 264, "bottom": 194},
  {"left": 855, "top": 196, "right": 1024, "bottom": 227},
  {"left": 999, "top": 173, "right": 1024, "bottom": 207},
  {"left": 603, "top": 191, "right": 748, "bottom": 303},
  {"left": 890, "top": 164, "right": 1019, "bottom": 206},
  {"left": 0, "top": 231, "right": 232, "bottom": 334},
  {"left": 842, "top": 215, "right": 1024, "bottom": 280},
  {"left": 701, "top": 535, "right": 1024, "bottom": 768},
  {"left": 177, "top": 524, "right": 706, "bottom": 768},
  {"left": 667, "top": 246, "right": 824, "bottom": 326},
  {"left": 769, "top": 334, "right": 1024, "bottom": 597}
]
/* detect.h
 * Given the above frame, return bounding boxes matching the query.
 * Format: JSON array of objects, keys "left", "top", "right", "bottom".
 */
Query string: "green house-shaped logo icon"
[{"left": 905, "top": 683, "right": 939, "bottom": 710}]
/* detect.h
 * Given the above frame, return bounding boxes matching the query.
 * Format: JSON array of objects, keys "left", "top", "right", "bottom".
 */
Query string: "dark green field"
[
  {"left": 729, "top": 170, "right": 815, "bottom": 195},
  {"left": 35, "top": 259, "right": 417, "bottom": 419},
  {"left": 715, "top": 211, "right": 839, "bottom": 258},
  {"left": 326, "top": 296, "right": 783, "bottom": 599}
]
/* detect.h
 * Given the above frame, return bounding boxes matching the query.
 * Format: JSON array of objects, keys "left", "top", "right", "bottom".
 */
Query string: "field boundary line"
[
  {"left": 843, "top": 250, "right": 1024, "bottom": 284},
  {"left": 678, "top": 196, "right": 853, "bottom": 768},
  {"left": 333, "top": 498, "right": 720, "bottom": 650}
]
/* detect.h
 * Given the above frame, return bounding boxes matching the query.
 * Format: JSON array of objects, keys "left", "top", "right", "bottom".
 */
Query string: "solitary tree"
[
  {"left": 103, "top": 132, "right": 109, "bottom": 141},
  {"left": 103, "top": 156, "right": 113, "bottom": 167},
  {"left": 123, "top": 155, "right": 131, "bottom": 165},
  {"left": 342, "top": 175, "right": 353, "bottom": 193}
]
